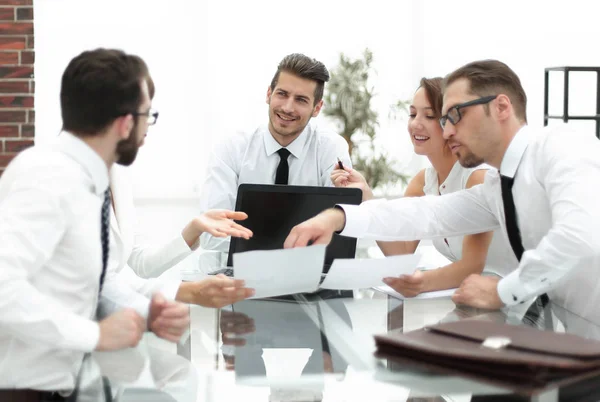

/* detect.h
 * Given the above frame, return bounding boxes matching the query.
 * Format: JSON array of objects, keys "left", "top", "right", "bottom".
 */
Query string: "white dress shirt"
[
  {"left": 422, "top": 162, "right": 518, "bottom": 277},
  {"left": 199, "top": 122, "right": 351, "bottom": 252},
  {"left": 339, "top": 124, "right": 600, "bottom": 321},
  {"left": 101, "top": 165, "right": 194, "bottom": 317},
  {"left": 0, "top": 133, "right": 106, "bottom": 391}
]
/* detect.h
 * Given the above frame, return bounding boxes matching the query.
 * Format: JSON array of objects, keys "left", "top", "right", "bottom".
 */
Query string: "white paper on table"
[
  {"left": 320, "top": 254, "right": 421, "bottom": 290},
  {"left": 373, "top": 284, "right": 457, "bottom": 300},
  {"left": 232, "top": 245, "right": 326, "bottom": 298}
]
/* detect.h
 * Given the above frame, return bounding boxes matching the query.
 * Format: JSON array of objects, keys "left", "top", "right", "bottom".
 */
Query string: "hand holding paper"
[
  {"left": 233, "top": 245, "right": 326, "bottom": 298},
  {"left": 320, "top": 254, "right": 421, "bottom": 290}
]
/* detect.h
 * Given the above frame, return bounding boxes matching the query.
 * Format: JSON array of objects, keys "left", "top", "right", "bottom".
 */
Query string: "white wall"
[{"left": 35, "top": 0, "right": 209, "bottom": 200}]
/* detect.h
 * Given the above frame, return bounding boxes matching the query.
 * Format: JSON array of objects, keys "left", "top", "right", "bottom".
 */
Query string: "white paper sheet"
[
  {"left": 320, "top": 254, "right": 421, "bottom": 290},
  {"left": 373, "top": 284, "right": 457, "bottom": 300},
  {"left": 233, "top": 245, "right": 326, "bottom": 298}
]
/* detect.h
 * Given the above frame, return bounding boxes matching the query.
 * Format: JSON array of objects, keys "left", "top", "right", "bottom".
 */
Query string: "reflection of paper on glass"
[
  {"left": 373, "top": 284, "right": 457, "bottom": 300},
  {"left": 233, "top": 245, "right": 326, "bottom": 298},
  {"left": 320, "top": 254, "right": 420, "bottom": 290}
]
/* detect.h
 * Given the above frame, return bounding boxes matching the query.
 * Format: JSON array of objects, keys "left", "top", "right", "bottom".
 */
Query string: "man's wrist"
[
  {"left": 175, "top": 282, "right": 193, "bottom": 304},
  {"left": 330, "top": 207, "right": 347, "bottom": 233}
]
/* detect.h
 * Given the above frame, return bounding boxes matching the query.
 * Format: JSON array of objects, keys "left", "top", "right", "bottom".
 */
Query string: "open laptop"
[{"left": 225, "top": 184, "right": 362, "bottom": 274}]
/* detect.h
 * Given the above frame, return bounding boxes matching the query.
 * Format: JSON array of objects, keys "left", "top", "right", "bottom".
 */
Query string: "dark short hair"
[
  {"left": 419, "top": 77, "right": 443, "bottom": 118},
  {"left": 269, "top": 53, "right": 330, "bottom": 105},
  {"left": 60, "top": 48, "right": 149, "bottom": 136},
  {"left": 146, "top": 73, "right": 155, "bottom": 99},
  {"left": 443, "top": 59, "right": 527, "bottom": 123}
]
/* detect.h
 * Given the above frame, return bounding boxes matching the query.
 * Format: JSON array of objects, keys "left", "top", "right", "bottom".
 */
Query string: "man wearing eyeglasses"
[
  {"left": 283, "top": 59, "right": 600, "bottom": 323},
  {"left": 0, "top": 48, "right": 191, "bottom": 401}
]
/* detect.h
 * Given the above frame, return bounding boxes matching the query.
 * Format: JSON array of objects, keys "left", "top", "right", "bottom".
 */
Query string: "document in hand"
[
  {"left": 233, "top": 248, "right": 421, "bottom": 298},
  {"left": 374, "top": 320, "right": 600, "bottom": 393},
  {"left": 319, "top": 254, "right": 421, "bottom": 290},
  {"left": 233, "top": 245, "right": 326, "bottom": 298}
]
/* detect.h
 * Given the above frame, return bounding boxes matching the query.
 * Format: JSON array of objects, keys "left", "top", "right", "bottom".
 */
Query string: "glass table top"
[{"left": 180, "top": 287, "right": 600, "bottom": 402}]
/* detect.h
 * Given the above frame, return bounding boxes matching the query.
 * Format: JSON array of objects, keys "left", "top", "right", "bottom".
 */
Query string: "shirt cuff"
[
  {"left": 337, "top": 204, "right": 370, "bottom": 238},
  {"left": 130, "top": 294, "right": 152, "bottom": 320},
  {"left": 159, "top": 278, "right": 182, "bottom": 301},
  {"left": 497, "top": 271, "right": 530, "bottom": 307},
  {"left": 70, "top": 319, "right": 101, "bottom": 352}
]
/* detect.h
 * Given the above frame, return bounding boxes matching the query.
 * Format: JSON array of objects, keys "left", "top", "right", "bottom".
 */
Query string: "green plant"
[{"left": 323, "top": 49, "right": 409, "bottom": 190}]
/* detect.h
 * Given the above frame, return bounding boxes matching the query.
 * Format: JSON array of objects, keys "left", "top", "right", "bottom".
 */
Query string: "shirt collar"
[
  {"left": 55, "top": 131, "right": 109, "bottom": 196},
  {"left": 263, "top": 123, "right": 311, "bottom": 159},
  {"left": 499, "top": 125, "right": 531, "bottom": 178}
]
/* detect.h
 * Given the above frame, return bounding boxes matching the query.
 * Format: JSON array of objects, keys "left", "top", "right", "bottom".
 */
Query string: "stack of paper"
[{"left": 233, "top": 246, "right": 422, "bottom": 298}]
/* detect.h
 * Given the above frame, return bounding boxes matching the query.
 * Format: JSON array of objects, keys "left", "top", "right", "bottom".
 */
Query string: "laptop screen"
[{"left": 227, "top": 184, "right": 362, "bottom": 269}]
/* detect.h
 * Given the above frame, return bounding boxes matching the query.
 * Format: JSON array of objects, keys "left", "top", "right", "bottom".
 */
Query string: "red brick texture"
[{"left": 0, "top": 0, "right": 33, "bottom": 177}]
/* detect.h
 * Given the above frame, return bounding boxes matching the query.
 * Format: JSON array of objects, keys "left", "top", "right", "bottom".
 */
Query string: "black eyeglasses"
[
  {"left": 439, "top": 95, "right": 497, "bottom": 129},
  {"left": 132, "top": 109, "right": 159, "bottom": 126}
]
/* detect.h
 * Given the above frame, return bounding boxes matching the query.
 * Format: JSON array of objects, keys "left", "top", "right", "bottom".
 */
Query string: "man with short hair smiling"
[{"left": 200, "top": 53, "right": 351, "bottom": 253}]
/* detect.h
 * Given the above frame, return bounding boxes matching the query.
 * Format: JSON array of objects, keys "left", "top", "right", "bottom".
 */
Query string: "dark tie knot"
[
  {"left": 277, "top": 148, "right": 291, "bottom": 159},
  {"left": 500, "top": 174, "right": 515, "bottom": 190}
]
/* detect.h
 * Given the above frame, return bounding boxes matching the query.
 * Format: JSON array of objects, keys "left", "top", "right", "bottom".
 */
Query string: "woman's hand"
[
  {"left": 330, "top": 165, "right": 373, "bottom": 202},
  {"left": 383, "top": 270, "right": 426, "bottom": 298},
  {"left": 176, "top": 274, "right": 255, "bottom": 308},
  {"left": 182, "top": 210, "right": 253, "bottom": 247}
]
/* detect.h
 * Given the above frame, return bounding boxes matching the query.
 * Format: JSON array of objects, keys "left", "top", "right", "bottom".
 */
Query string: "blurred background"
[{"left": 28, "top": 0, "right": 600, "bottom": 272}]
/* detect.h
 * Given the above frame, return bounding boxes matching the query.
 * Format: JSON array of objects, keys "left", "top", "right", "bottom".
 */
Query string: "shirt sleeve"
[
  {"left": 117, "top": 265, "right": 182, "bottom": 301},
  {"left": 97, "top": 274, "right": 150, "bottom": 320},
  {"left": 497, "top": 132, "right": 600, "bottom": 306},
  {"left": 198, "top": 135, "right": 241, "bottom": 253},
  {"left": 0, "top": 182, "right": 99, "bottom": 352},
  {"left": 127, "top": 234, "right": 195, "bottom": 279},
  {"left": 338, "top": 182, "right": 500, "bottom": 241}
]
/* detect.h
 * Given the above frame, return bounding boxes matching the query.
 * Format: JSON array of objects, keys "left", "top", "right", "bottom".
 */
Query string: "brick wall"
[{"left": 0, "top": 0, "right": 34, "bottom": 178}]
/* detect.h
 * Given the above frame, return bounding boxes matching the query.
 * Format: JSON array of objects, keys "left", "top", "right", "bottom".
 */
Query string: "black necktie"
[
  {"left": 501, "top": 174, "right": 550, "bottom": 307},
  {"left": 500, "top": 174, "right": 524, "bottom": 262},
  {"left": 275, "top": 148, "right": 291, "bottom": 185},
  {"left": 99, "top": 189, "right": 110, "bottom": 293}
]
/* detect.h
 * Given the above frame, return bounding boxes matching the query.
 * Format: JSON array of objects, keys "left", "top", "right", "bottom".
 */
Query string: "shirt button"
[{"left": 442, "top": 185, "right": 446, "bottom": 189}]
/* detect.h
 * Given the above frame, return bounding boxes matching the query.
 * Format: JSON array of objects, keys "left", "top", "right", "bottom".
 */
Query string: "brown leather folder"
[{"left": 374, "top": 320, "right": 600, "bottom": 394}]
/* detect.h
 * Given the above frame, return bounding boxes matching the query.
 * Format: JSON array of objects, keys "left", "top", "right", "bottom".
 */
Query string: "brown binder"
[{"left": 374, "top": 320, "right": 600, "bottom": 394}]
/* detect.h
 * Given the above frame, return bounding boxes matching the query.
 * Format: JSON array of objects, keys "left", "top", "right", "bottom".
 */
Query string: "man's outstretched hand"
[{"left": 283, "top": 208, "right": 346, "bottom": 248}]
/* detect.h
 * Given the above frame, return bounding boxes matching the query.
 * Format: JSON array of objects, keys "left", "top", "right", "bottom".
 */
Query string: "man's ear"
[
  {"left": 312, "top": 100, "right": 324, "bottom": 118},
  {"left": 495, "top": 94, "right": 512, "bottom": 122},
  {"left": 115, "top": 114, "right": 134, "bottom": 140},
  {"left": 266, "top": 86, "right": 273, "bottom": 104}
]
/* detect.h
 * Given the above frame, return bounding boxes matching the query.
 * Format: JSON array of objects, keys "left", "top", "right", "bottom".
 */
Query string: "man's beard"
[
  {"left": 116, "top": 122, "right": 141, "bottom": 166},
  {"left": 458, "top": 150, "right": 484, "bottom": 168}
]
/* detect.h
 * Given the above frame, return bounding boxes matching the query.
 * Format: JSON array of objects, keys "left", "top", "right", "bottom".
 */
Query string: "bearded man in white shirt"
[
  {"left": 199, "top": 53, "right": 352, "bottom": 254},
  {"left": 284, "top": 59, "right": 600, "bottom": 324},
  {"left": 0, "top": 48, "right": 190, "bottom": 400}
]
